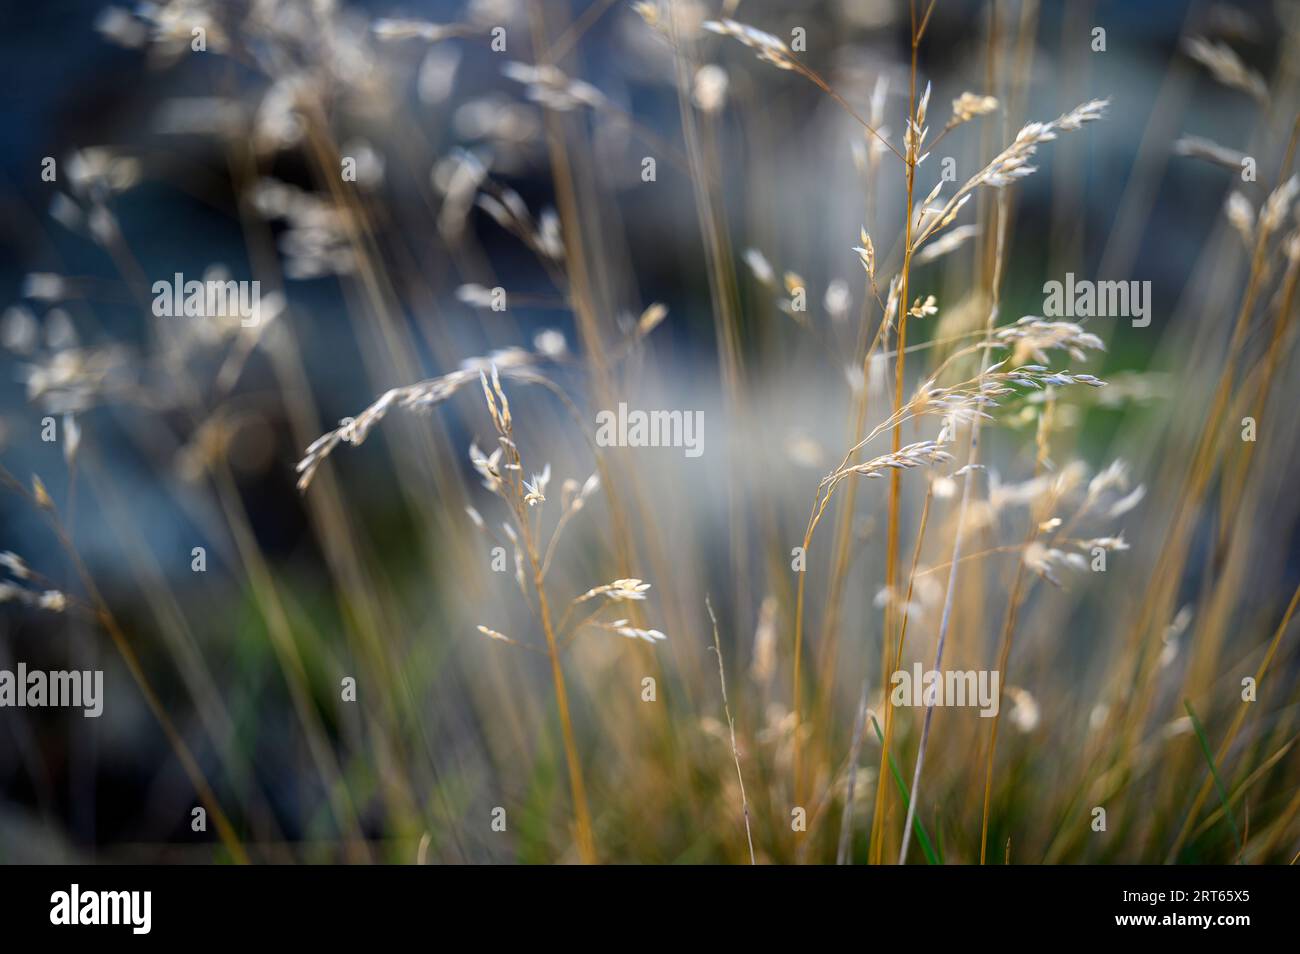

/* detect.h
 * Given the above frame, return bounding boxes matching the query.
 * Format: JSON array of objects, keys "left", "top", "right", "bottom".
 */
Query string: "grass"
[
  {"left": 1, "top": 0, "right": 1299, "bottom": 865},
  {"left": 871, "top": 715, "right": 940, "bottom": 866},
  {"left": 1183, "top": 699, "right": 1243, "bottom": 860}
]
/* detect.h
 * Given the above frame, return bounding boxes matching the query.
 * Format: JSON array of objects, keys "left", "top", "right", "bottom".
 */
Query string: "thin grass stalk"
[
  {"left": 978, "top": 397, "right": 1055, "bottom": 862},
  {"left": 528, "top": 0, "right": 641, "bottom": 584},
  {"left": 526, "top": 535, "right": 598, "bottom": 863},
  {"left": 870, "top": 0, "right": 925, "bottom": 866},
  {"left": 840, "top": 481, "right": 933, "bottom": 863},
  {"left": 707, "top": 597, "right": 756, "bottom": 864},
  {"left": 899, "top": 176, "right": 1010, "bottom": 864},
  {"left": 666, "top": 0, "right": 753, "bottom": 653}
]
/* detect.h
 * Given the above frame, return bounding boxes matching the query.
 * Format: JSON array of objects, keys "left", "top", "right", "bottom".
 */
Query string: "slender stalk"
[
  {"left": 840, "top": 482, "right": 933, "bottom": 863},
  {"left": 900, "top": 172, "right": 1010, "bottom": 866},
  {"left": 528, "top": 540, "right": 598, "bottom": 863},
  {"left": 707, "top": 597, "right": 756, "bottom": 864},
  {"left": 979, "top": 399, "right": 1055, "bottom": 863},
  {"left": 977, "top": 546, "right": 1031, "bottom": 864},
  {"left": 871, "top": 2, "right": 922, "bottom": 866}
]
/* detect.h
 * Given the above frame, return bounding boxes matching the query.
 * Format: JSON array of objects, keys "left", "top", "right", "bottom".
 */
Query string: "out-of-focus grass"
[{"left": 0, "top": 0, "right": 1297, "bottom": 866}]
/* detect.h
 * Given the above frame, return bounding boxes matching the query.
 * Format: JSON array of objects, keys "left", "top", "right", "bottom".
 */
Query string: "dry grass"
[{"left": 2, "top": 0, "right": 1299, "bottom": 865}]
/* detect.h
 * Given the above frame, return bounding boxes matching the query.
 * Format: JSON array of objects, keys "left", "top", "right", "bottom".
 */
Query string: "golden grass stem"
[{"left": 707, "top": 597, "right": 757, "bottom": 864}]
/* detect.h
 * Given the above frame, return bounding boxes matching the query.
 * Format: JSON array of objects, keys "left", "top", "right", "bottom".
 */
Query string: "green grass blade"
[
  {"left": 1183, "top": 699, "right": 1244, "bottom": 859},
  {"left": 871, "top": 715, "right": 941, "bottom": 865}
]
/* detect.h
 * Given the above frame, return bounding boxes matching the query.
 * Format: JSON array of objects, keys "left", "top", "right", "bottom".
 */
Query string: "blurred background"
[{"left": 1, "top": 0, "right": 1297, "bottom": 863}]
